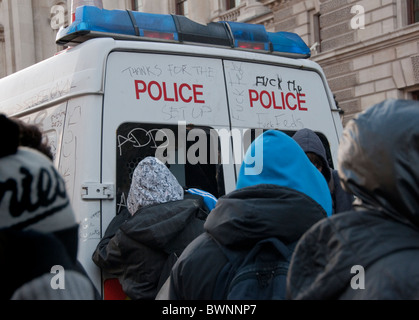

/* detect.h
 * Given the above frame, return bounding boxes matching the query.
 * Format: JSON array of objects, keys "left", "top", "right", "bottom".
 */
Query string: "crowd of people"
[{"left": 1, "top": 98, "right": 419, "bottom": 300}]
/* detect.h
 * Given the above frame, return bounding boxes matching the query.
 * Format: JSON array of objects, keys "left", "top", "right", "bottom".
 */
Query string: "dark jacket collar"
[{"left": 204, "top": 184, "right": 327, "bottom": 248}]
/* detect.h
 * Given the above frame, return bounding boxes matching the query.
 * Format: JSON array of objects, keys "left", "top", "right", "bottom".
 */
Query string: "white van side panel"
[
  {"left": 0, "top": 38, "right": 118, "bottom": 117},
  {"left": 12, "top": 96, "right": 104, "bottom": 290},
  {"left": 60, "top": 96, "right": 104, "bottom": 290}
]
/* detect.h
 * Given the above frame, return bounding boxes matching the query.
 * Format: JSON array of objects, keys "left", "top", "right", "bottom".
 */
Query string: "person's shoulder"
[{"left": 11, "top": 270, "right": 98, "bottom": 300}]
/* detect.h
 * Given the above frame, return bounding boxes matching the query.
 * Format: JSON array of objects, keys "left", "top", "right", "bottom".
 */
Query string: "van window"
[
  {"left": 116, "top": 122, "right": 225, "bottom": 214},
  {"left": 243, "top": 128, "right": 334, "bottom": 169}
]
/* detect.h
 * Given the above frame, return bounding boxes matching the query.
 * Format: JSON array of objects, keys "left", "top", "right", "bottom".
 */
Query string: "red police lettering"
[
  {"left": 248, "top": 89, "right": 307, "bottom": 111},
  {"left": 297, "top": 93, "right": 307, "bottom": 111},
  {"left": 134, "top": 80, "right": 205, "bottom": 104}
]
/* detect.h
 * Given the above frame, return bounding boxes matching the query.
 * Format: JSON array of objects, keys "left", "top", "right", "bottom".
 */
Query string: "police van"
[{"left": 0, "top": 5, "right": 343, "bottom": 298}]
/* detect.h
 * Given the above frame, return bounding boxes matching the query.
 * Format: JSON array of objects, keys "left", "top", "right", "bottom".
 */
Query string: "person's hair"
[
  {"left": 0, "top": 114, "right": 19, "bottom": 158},
  {"left": 13, "top": 118, "right": 54, "bottom": 160}
]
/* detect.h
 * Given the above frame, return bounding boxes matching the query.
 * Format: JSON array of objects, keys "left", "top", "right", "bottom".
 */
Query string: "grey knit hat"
[{"left": 0, "top": 147, "right": 76, "bottom": 233}]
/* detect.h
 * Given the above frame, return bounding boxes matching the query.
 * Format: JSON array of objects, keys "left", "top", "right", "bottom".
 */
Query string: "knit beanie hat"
[
  {"left": 127, "top": 157, "right": 184, "bottom": 215},
  {"left": 0, "top": 114, "right": 76, "bottom": 233}
]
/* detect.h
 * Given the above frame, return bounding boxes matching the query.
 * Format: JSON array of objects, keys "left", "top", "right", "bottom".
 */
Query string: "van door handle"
[{"left": 81, "top": 183, "right": 114, "bottom": 200}]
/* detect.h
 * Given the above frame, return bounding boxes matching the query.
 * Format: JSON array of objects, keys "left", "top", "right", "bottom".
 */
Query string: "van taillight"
[
  {"left": 143, "top": 30, "right": 175, "bottom": 41},
  {"left": 104, "top": 278, "right": 129, "bottom": 300}
]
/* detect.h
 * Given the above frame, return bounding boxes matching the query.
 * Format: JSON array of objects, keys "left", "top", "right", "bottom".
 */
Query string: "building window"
[
  {"left": 0, "top": 25, "right": 5, "bottom": 79},
  {"left": 408, "top": 0, "right": 419, "bottom": 24},
  {"left": 132, "top": 0, "right": 143, "bottom": 11},
  {"left": 311, "top": 12, "right": 321, "bottom": 54},
  {"left": 176, "top": 0, "right": 189, "bottom": 17},
  {"left": 226, "top": 0, "right": 241, "bottom": 10},
  {"left": 412, "top": 90, "right": 419, "bottom": 100}
]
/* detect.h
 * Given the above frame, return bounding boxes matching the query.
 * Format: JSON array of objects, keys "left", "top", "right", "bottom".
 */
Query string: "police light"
[
  {"left": 222, "top": 21, "right": 270, "bottom": 51},
  {"left": 56, "top": 6, "right": 310, "bottom": 59},
  {"left": 57, "top": 6, "right": 178, "bottom": 44},
  {"left": 267, "top": 31, "right": 311, "bottom": 58}
]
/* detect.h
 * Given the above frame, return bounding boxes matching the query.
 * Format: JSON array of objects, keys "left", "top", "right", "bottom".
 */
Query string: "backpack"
[{"left": 213, "top": 237, "right": 295, "bottom": 300}]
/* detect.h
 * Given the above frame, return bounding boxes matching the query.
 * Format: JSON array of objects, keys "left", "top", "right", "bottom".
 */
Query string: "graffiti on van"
[
  {"left": 15, "top": 80, "right": 74, "bottom": 112},
  {"left": 117, "top": 128, "right": 170, "bottom": 157}
]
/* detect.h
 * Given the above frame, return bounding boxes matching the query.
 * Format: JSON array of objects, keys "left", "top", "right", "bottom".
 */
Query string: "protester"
[
  {"left": 92, "top": 156, "right": 211, "bottom": 300},
  {"left": 0, "top": 114, "right": 97, "bottom": 300},
  {"left": 286, "top": 99, "right": 419, "bottom": 300},
  {"left": 157, "top": 130, "right": 332, "bottom": 300},
  {"left": 292, "top": 128, "right": 354, "bottom": 214}
]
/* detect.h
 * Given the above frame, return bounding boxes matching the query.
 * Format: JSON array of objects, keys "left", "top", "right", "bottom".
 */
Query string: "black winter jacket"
[
  {"left": 157, "top": 184, "right": 328, "bottom": 300},
  {"left": 1, "top": 226, "right": 98, "bottom": 300},
  {"left": 92, "top": 194, "right": 208, "bottom": 300},
  {"left": 287, "top": 99, "right": 419, "bottom": 300}
]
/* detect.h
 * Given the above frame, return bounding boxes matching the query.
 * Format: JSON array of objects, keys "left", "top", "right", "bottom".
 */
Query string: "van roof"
[
  {"left": 0, "top": 37, "right": 327, "bottom": 118},
  {"left": 57, "top": 6, "right": 311, "bottom": 59}
]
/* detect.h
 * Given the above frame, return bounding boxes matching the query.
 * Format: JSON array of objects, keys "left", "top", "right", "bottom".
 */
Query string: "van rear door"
[
  {"left": 101, "top": 50, "right": 234, "bottom": 234},
  {"left": 223, "top": 59, "right": 342, "bottom": 172}
]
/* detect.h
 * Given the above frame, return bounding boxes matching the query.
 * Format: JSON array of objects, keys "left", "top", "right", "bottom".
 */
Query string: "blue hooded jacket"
[{"left": 236, "top": 130, "right": 332, "bottom": 217}]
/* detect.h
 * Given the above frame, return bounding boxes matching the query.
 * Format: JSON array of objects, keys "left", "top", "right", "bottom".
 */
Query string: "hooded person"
[
  {"left": 92, "top": 156, "right": 210, "bottom": 300},
  {"left": 286, "top": 99, "right": 419, "bottom": 300},
  {"left": 156, "top": 130, "right": 332, "bottom": 300},
  {"left": 0, "top": 114, "right": 97, "bottom": 300},
  {"left": 292, "top": 128, "right": 354, "bottom": 214}
]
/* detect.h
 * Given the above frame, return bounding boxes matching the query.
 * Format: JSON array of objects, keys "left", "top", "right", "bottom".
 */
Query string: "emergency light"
[{"left": 56, "top": 6, "right": 311, "bottom": 58}]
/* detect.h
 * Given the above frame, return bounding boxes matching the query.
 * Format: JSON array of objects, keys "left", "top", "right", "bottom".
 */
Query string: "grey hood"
[
  {"left": 127, "top": 157, "right": 184, "bottom": 215},
  {"left": 338, "top": 99, "right": 419, "bottom": 228}
]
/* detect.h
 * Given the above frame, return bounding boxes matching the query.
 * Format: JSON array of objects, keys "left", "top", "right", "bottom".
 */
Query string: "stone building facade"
[{"left": 1, "top": 0, "right": 418, "bottom": 124}]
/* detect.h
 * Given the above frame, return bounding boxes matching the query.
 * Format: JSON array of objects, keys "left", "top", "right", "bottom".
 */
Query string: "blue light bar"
[
  {"left": 57, "top": 6, "right": 179, "bottom": 44},
  {"left": 69, "top": 6, "right": 136, "bottom": 36},
  {"left": 222, "top": 21, "right": 270, "bottom": 51},
  {"left": 268, "top": 31, "right": 311, "bottom": 58},
  {"left": 56, "top": 6, "right": 310, "bottom": 59}
]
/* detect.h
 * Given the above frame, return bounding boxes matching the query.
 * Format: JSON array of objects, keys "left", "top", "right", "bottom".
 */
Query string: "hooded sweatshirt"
[
  {"left": 292, "top": 128, "right": 331, "bottom": 182},
  {"left": 292, "top": 128, "right": 354, "bottom": 214},
  {"left": 157, "top": 130, "right": 332, "bottom": 300},
  {"left": 286, "top": 99, "right": 419, "bottom": 300},
  {"left": 92, "top": 157, "right": 208, "bottom": 300},
  {"left": 237, "top": 130, "right": 332, "bottom": 216}
]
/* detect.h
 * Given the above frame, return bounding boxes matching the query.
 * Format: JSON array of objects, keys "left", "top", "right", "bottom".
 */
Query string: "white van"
[{"left": 0, "top": 6, "right": 343, "bottom": 298}]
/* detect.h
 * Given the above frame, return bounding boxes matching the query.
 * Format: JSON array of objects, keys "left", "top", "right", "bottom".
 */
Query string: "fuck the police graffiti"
[{"left": 249, "top": 76, "right": 307, "bottom": 111}]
